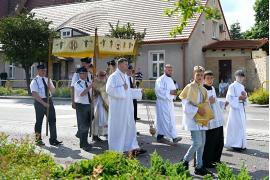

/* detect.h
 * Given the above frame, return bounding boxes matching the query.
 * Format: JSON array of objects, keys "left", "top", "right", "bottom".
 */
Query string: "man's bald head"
[{"left": 164, "top": 64, "right": 173, "bottom": 77}]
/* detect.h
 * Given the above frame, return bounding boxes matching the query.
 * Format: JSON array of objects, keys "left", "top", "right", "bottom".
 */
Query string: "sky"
[{"left": 220, "top": 0, "right": 256, "bottom": 32}]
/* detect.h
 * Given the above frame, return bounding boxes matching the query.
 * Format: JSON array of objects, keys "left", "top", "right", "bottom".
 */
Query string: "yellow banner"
[
  {"left": 52, "top": 36, "right": 137, "bottom": 58},
  {"left": 52, "top": 36, "right": 95, "bottom": 58},
  {"left": 98, "top": 37, "right": 137, "bottom": 57}
]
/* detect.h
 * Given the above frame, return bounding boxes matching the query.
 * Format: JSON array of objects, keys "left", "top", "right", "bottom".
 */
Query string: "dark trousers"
[
  {"left": 75, "top": 103, "right": 91, "bottom": 147},
  {"left": 133, "top": 99, "right": 138, "bottom": 121},
  {"left": 202, "top": 126, "right": 224, "bottom": 167},
  {"left": 34, "top": 98, "right": 57, "bottom": 141}
]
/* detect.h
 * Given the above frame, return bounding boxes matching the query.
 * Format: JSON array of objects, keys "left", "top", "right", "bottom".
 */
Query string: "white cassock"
[
  {"left": 93, "top": 95, "right": 108, "bottom": 136},
  {"left": 225, "top": 81, "right": 247, "bottom": 148},
  {"left": 155, "top": 74, "right": 177, "bottom": 138},
  {"left": 106, "top": 69, "right": 142, "bottom": 152}
]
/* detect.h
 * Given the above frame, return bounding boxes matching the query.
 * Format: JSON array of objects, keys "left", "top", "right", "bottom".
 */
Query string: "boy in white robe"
[
  {"left": 155, "top": 64, "right": 182, "bottom": 144},
  {"left": 179, "top": 66, "right": 211, "bottom": 176},
  {"left": 225, "top": 70, "right": 247, "bottom": 151},
  {"left": 202, "top": 70, "right": 225, "bottom": 168},
  {"left": 106, "top": 58, "right": 146, "bottom": 156}
]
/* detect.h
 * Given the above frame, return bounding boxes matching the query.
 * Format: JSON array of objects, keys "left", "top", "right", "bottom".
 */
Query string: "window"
[
  {"left": 61, "top": 29, "right": 72, "bottom": 38},
  {"left": 8, "top": 62, "right": 15, "bottom": 79},
  {"left": 149, "top": 51, "right": 165, "bottom": 78},
  {"left": 212, "top": 21, "right": 219, "bottom": 39},
  {"left": 213, "top": 0, "right": 216, "bottom": 5}
]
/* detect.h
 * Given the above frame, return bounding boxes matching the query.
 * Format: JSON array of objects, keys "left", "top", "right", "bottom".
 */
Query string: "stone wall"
[{"left": 246, "top": 56, "right": 269, "bottom": 91}]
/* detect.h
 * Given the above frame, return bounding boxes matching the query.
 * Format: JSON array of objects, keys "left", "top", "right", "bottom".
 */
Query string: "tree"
[
  {"left": 243, "top": 0, "right": 269, "bottom": 52},
  {"left": 164, "top": 0, "right": 221, "bottom": 37},
  {"left": 230, "top": 22, "right": 243, "bottom": 40},
  {"left": 106, "top": 21, "right": 146, "bottom": 62},
  {"left": 0, "top": 13, "right": 54, "bottom": 94}
]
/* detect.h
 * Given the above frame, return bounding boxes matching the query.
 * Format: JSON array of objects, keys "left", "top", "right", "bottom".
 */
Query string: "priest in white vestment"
[
  {"left": 155, "top": 64, "right": 182, "bottom": 144},
  {"left": 225, "top": 70, "right": 247, "bottom": 151},
  {"left": 106, "top": 58, "right": 146, "bottom": 155}
]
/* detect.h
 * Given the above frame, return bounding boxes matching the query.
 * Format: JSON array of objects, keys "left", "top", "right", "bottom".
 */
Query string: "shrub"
[
  {"left": 248, "top": 88, "right": 269, "bottom": 105},
  {"left": 53, "top": 87, "right": 71, "bottom": 98},
  {"left": 0, "top": 87, "right": 27, "bottom": 96},
  {"left": 0, "top": 133, "right": 62, "bottom": 179},
  {"left": 143, "top": 88, "right": 156, "bottom": 100},
  {"left": 0, "top": 133, "right": 258, "bottom": 179},
  {"left": 0, "top": 87, "right": 11, "bottom": 95},
  {"left": 12, "top": 88, "right": 28, "bottom": 96},
  {"left": 216, "top": 163, "right": 251, "bottom": 180}
]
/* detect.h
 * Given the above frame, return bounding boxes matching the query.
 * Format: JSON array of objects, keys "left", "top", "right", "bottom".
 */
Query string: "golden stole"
[{"left": 179, "top": 81, "right": 214, "bottom": 126}]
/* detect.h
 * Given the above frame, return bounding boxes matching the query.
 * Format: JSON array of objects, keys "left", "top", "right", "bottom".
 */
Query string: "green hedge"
[
  {"left": 0, "top": 133, "right": 61, "bottom": 179},
  {"left": 248, "top": 88, "right": 269, "bottom": 105},
  {"left": 53, "top": 87, "right": 71, "bottom": 98},
  {"left": 0, "top": 133, "right": 258, "bottom": 179},
  {"left": 0, "top": 87, "right": 28, "bottom": 96},
  {"left": 143, "top": 88, "right": 156, "bottom": 100},
  {"left": 0, "top": 87, "right": 71, "bottom": 98}
]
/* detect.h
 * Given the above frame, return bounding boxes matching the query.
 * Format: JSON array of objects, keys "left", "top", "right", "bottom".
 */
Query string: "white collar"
[{"left": 116, "top": 68, "right": 126, "bottom": 76}]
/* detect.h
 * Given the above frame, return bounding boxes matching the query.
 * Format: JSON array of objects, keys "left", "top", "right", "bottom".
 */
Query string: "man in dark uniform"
[
  {"left": 30, "top": 64, "right": 62, "bottom": 146},
  {"left": 74, "top": 67, "right": 93, "bottom": 152},
  {"left": 70, "top": 57, "right": 93, "bottom": 138},
  {"left": 127, "top": 65, "right": 140, "bottom": 122}
]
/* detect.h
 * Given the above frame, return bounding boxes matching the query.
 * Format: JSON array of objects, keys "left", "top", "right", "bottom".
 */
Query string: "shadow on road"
[
  {"left": 225, "top": 148, "right": 269, "bottom": 159},
  {"left": 42, "top": 145, "right": 83, "bottom": 159}
]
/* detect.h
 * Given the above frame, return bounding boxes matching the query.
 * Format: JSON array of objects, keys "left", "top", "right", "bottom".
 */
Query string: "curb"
[
  {"left": 0, "top": 96, "right": 71, "bottom": 101},
  {"left": 0, "top": 96, "right": 182, "bottom": 106},
  {"left": 0, "top": 96, "right": 268, "bottom": 107}
]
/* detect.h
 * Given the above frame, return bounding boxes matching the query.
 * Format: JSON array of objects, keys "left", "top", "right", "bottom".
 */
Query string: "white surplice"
[
  {"left": 225, "top": 81, "right": 247, "bottom": 148},
  {"left": 155, "top": 74, "right": 177, "bottom": 138},
  {"left": 106, "top": 69, "right": 142, "bottom": 152},
  {"left": 206, "top": 87, "right": 225, "bottom": 129},
  {"left": 181, "top": 91, "right": 208, "bottom": 131}
]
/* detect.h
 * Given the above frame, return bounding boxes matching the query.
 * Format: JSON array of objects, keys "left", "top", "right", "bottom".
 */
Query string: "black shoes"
[
  {"left": 93, "top": 135, "right": 103, "bottom": 142},
  {"left": 173, "top": 137, "right": 182, "bottom": 143},
  {"left": 181, "top": 160, "right": 189, "bottom": 170},
  {"left": 49, "top": 139, "right": 63, "bottom": 146},
  {"left": 36, "top": 139, "right": 45, "bottom": 146},
  {"left": 81, "top": 143, "right": 92, "bottom": 152},
  {"left": 232, "top": 147, "right": 247, "bottom": 152},
  {"left": 194, "top": 167, "right": 212, "bottom": 176}
]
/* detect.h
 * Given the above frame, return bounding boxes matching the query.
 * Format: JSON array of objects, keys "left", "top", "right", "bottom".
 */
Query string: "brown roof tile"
[
  {"left": 31, "top": 0, "right": 207, "bottom": 42},
  {"left": 202, "top": 39, "right": 268, "bottom": 51}
]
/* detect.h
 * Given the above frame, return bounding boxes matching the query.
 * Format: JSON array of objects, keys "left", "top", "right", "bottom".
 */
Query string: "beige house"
[
  {"left": 0, "top": 0, "right": 268, "bottom": 91},
  {"left": 203, "top": 39, "right": 268, "bottom": 91}
]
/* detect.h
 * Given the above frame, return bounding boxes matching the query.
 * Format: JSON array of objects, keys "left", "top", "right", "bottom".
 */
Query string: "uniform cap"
[
  {"left": 76, "top": 67, "right": 88, "bottom": 73},
  {"left": 81, "top": 57, "right": 91, "bottom": 63},
  {"left": 37, "top": 64, "right": 46, "bottom": 70}
]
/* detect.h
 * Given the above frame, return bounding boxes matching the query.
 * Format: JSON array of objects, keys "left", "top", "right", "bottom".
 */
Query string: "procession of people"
[{"left": 30, "top": 57, "right": 248, "bottom": 176}]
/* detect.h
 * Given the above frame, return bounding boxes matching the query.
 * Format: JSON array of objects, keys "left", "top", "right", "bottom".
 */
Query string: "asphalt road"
[{"left": 0, "top": 98, "right": 268, "bottom": 179}]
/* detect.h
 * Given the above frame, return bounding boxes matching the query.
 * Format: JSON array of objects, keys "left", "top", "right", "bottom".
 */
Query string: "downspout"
[{"left": 182, "top": 43, "right": 186, "bottom": 87}]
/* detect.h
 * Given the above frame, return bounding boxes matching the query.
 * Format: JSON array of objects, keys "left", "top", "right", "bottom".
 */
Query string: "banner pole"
[{"left": 46, "top": 36, "right": 53, "bottom": 136}]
